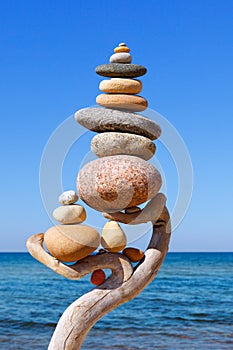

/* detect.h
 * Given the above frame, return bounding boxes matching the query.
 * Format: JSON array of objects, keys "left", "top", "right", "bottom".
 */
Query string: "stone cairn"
[{"left": 27, "top": 43, "right": 171, "bottom": 350}]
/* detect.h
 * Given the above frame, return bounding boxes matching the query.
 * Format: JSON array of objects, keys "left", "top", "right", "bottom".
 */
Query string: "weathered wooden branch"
[
  {"left": 26, "top": 206, "right": 171, "bottom": 350},
  {"left": 26, "top": 233, "right": 133, "bottom": 282},
  {"left": 103, "top": 192, "right": 166, "bottom": 225}
]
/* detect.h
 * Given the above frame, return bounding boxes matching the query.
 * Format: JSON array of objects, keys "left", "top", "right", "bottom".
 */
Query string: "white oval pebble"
[
  {"left": 119, "top": 42, "right": 126, "bottom": 46},
  {"left": 59, "top": 190, "right": 78, "bottom": 205},
  {"left": 110, "top": 52, "right": 132, "bottom": 64}
]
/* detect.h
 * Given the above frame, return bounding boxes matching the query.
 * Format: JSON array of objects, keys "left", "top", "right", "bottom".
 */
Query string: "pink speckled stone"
[{"left": 76, "top": 155, "right": 162, "bottom": 212}]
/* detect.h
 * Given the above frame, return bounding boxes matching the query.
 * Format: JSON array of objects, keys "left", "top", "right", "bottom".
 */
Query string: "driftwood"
[
  {"left": 103, "top": 192, "right": 166, "bottom": 225},
  {"left": 26, "top": 206, "right": 171, "bottom": 350}
]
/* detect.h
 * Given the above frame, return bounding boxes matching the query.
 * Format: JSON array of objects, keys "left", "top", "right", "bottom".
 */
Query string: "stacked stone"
[
  {"left": 43, "top": 190, "right": 101, "bottom": 262},
  {"left": 26, "top": 43, "right": 167, "bottom": 288},
  {"left": 74, "top": 43, "right": 163, "bottom": 259},
  {"left": 96, "top": 43, "right": 148, "bottom": 112}
]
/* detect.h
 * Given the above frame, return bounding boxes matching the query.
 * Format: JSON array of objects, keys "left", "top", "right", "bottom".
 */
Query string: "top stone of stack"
[{"left": 95, "top": 43, "right": 147, "bottom": 78}]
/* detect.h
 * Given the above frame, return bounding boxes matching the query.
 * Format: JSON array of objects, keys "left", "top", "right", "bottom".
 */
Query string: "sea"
[{"left": 0, "top": 252, "right": 232, "bottom": 350}]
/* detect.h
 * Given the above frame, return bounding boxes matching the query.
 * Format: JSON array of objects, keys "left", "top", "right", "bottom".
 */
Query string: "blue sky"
[{"left": 0, "top": 0, "right": 232, "bottom": 252}]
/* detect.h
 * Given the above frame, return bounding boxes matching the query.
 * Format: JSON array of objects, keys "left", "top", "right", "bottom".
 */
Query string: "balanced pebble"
[
  {"left": 110, "top": 52, "right": 132, "bottom": 64},
  {"left": 44, "top": 224, "right": 101, "bottom": 262},
  {"left": 123, "top": 247, "right": 145, "bottom": 262},
  {"left": 59, "top": 190, "right": 78, "bottom": 205},
  {"left": 91, "top": 269, "right": 106, "bottom": 285},
  {"left": 75, "top": 107, "right": 161, "bottom": 140},
  {"left": 95, "top": 63, "right": 147, "bottom": 78},
  {"left": 101, "top": 221, "right": 127, "bottom": 252},
  {"left": 119, "top": 43, "right": 126, "bottom": 46},
  {"left": 96, "top": 94, "right": 148, "bottom": 112},
  {"left": 52, "top": 205, "right": 86, "bottom": 224},
  {"left": 125, "top": 206, "right": 142, "bottom": 214},
  {"left": 96, "top": 248, "right": 107, "bottom": 255},
  {"left": 91, "top": 132, "right": 156, "bottom": 161},
  {"left": 114, "top": 46, "right": 130, "bottom": 53},
  {"left": 77, "top": 155, "right": 162, "bottom": 212},
  {"left": 99, "top": 78, "right": 142, "bottom": 94}
]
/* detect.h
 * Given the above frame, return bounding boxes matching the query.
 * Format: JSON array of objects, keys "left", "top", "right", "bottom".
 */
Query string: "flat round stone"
[
  {"left": 114, "top": 46, "right": 130, "bottom": 53},
  {"left": 91, "top": 132, "right": 156, "bottom": 161},
  {"left": 52, "top": 204, "right": 86, "bottom": 224},
  {"left": 99, "top": 78, "right": 142, "bottom": 94},
  {"left": 76, "top": 155, "right": 162, "bottom": 212},
  {"left": 110, "top": 52, "right": 132, "bottom": 64},
  {"left": 95, "top": 64, "right": 147, "bottom": 78},
  {"left": 96, "top": 94, "right": 148, "bottom": 112},
  {"left": 119, "top": 42, "right": 126, "bottom": 47},
  {"left": 74, "top": 107, "right": 161, "bottom": 140}
]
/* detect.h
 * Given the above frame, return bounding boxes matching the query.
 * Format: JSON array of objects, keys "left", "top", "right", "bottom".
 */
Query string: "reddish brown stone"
[
  {"left": 123, "top": 247, "right": 145, "bottom": 262},
  {"left": 90, "top": 269, "right": 106, "bottom": 285},
  {"left": 76, "top": 155, "right": 162, "bottom": 212}
]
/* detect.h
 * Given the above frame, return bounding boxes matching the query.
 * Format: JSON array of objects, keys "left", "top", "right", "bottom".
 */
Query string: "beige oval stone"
[
  {"left": 99, "top": 78, "right": 142, "bottom": 94},
  {"left": 101, "top": 221, "right": 127, "bottom": 253},
  {"left": 123, "top": 247, "right": 145, "bottom": 262},
  {"left": 59, "top": 190, "right": 78, "bottom": 205},
  {"left": 52, "top": 205, "right": 86, "bottom": 224},
  {"left": 96, "top": 94, "right": 148, "bottom": 112},
  {"left": 44, "top": 225, "right": 100, "bottom": 262},
  {"left": 91, "top": 132, "right": 156, "bottom": 161}
]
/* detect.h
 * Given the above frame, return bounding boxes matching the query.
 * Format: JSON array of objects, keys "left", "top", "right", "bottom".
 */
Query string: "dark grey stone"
[
  {"left": 74, "top": 107, "right": 161, "bottom": 140},
  {"left": 95, "top": 63, "right": 147, "bottom": 78}
]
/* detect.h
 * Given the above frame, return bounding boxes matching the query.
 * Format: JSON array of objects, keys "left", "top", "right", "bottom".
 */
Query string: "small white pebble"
[
  {"left": 59, "top": 190, "right": 78, "bottom": 205},
  {"left": 119, "top": 42, "right": 126, "bottom": 47}
]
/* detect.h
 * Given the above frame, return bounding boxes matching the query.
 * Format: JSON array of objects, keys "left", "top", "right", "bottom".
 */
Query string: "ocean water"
[{"left": 0, "top": 252, "right": 232, "bottom": 350}]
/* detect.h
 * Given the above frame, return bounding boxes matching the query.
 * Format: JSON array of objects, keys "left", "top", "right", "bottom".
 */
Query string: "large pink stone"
[{"left": 76, "top": 155, "right": 162, "bottom": 212}]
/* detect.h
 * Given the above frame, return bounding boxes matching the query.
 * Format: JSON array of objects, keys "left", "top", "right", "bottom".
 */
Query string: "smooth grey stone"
[
  {"left": 95, "top": 63, "right": 147, "bottom": 78},
  {"left": 74, "top": 108, "right": 161, "bottom": 140},
  {"left": 91, "top": 132, "right": 156, "bottom": 160}
]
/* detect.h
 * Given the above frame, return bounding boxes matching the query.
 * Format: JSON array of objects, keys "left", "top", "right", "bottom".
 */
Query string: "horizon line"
[{"left": 1, "top": 251, "right": 233, "bottom": 254}]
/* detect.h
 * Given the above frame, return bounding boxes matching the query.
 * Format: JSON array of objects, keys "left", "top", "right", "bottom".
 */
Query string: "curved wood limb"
[
  {"left": 26, "top": 206, "right": 171, "bottom": 350},
  {"left": 26, "top": 234, "right": 133, "bottom": 283},
  {"left": 103, "top": 192, "right": 167, "bottom": 225}
]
